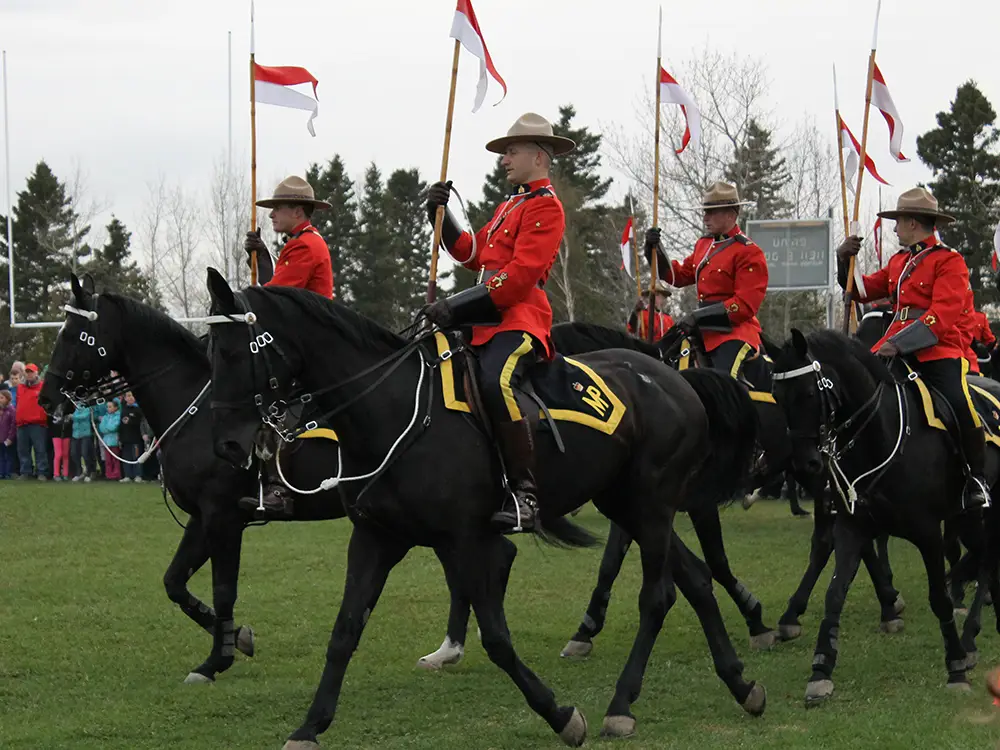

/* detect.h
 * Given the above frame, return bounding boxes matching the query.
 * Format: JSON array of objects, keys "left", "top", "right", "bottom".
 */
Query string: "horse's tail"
[
  {"left": 681, "top": 368, "right": 758, "bottom": 506},
  {"left": 536, "top": 514, "right": 603, "bottom": 550}
]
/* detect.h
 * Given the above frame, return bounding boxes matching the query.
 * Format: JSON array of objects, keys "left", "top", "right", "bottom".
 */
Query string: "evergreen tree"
[
  {"left": 724, "top": 119, "right": 792, "bottom": 221},
  {"left": 384, "top": 168, "right": 432, "bottom": 328},
  {"left": 307, "top": 155, "right": 359, "bottom": 302},
  {"left": 917, "top": 81, "right": 1000, "bottom": 304},
  {"left": 82, "top": 217, "right": 161, "bottom": 306},
  {"left": 351, "top": 164, "right": 397, "bottom": 326}
]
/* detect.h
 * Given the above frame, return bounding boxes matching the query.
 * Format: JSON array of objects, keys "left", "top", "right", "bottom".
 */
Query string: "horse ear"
[
  {"left": 70, "top": 273, "right": 83, "bottom": 300},
  {"left": 206, "top": 267, "right": 236, "bottom": 312},
  {"left": 82, "top": 273, "right": 96, "bottom": 295},
  {"left": 790, "top": 328, "right": 809, "bottom": 359}
]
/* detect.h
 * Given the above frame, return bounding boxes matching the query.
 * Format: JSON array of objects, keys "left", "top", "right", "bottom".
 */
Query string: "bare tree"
[
  {"left": 208, "top": 153, "right": 252, "bottom": 288},
  {"left": 159, "top": 187, "right": 208, "bottom": 318},
  {"left": 65, "top": 161, "right": 109, "bottom": 273},
  {"left": 137, "top": 176, "right": 168, "bottom": 290}
]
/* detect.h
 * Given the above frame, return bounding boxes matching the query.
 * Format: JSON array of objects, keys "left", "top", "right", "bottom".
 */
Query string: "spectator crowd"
[{"left": 1, "top": 361, "right": 160, "bottom": 483}]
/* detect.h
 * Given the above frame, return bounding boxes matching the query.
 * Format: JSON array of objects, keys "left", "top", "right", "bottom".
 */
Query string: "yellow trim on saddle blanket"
[
  {"left": 907, "top": 362, "right": 1000, "bottom": 446},
  {"left": 433, "top": 332, "right": 626, "bottom": 435},
  {"left": 749, "top": 391, "right": 776, "bottom": 404},
  {"left": 297, "top": 428, "right": 339, "bottom": 441},
  {"left": 674, "top": 337, "right": 773, "bottom": 403}
]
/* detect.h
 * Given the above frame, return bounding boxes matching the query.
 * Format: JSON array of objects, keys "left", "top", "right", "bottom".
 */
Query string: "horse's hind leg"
[
  {"left": 860, "top": 537, "right": 904, "bottom": 632},
  {"left": 689, "top": 504, "right": 776, "bottom": 649},
  {"left": 417, "top": 544, "right": 483, "bottom": 671},
  {"left": 462, "top": 536, "right": 588, "bottom": 747},
  {"left": 284, "top": 526, "right": 409, "bottom": 749},
  {"left": 164, "top": 518, "right": 254, "bottom": 671},
  {"left": 602, "top": 518, "right": 677, "bottom": 739},
  {"left": 804, "top": 518, "right": 866, "bottom": 707},
  {"left": 671, "top": 533, "right": 765, "bottom": 715},
  {"left": 914, "top": 525, "right": 970, "bottom": 689},
  {"left": 561, "top": 522, "right": 633, "bottom": 659}
]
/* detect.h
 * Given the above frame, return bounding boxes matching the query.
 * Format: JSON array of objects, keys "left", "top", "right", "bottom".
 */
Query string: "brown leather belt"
[
  {"left": 478, "top": 268, "right": 545, "bottom": 289},
  {"left": 893, "top": 306, "right": 928, "bottom": 323}
]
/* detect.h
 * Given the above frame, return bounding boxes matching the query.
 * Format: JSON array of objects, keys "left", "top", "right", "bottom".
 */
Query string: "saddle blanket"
[
  {"left": 910, "top": 372, "right": 1000, "bottom": 448},
  {"left": 674, "top": 336, "right": 776, "bottom": 405},
  {"left": 434, "top": 332, "right": 626, "bottom": 435}
]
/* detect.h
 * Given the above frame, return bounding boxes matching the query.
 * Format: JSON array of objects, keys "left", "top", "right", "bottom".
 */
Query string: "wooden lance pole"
[
  {"left": 833, "top": 64, "right": 852, "bottom": 332},
  {"left": 843, "top": 0, "right": 882, "bottom": 333},
  {"left": 249, "top": 0, "right": 259, "bottom": 286},
  {"left": 629, "top": 192, "right": 641, "bottom": 300},
  {"left": 427, "top": 39, "right": 462, "bottom": 303},
  {"left": 648, "top": 6, "right": 664, "bottom": 344}
]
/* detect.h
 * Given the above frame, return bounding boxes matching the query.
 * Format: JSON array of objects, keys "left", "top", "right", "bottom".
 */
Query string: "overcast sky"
[{"left": 1, "top": 0, "right": 997, "bottom": 249}]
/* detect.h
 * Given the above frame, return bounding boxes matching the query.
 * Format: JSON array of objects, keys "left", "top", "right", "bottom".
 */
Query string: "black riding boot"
[
  {"left": 490, "top": 418, "right": 539, "bottom": 534},
  {"left": 238, "top": 456, "right": 295, "bottom": 519},
  {"left": 960, "top": 425, "right": 990, "bottom": 510}
]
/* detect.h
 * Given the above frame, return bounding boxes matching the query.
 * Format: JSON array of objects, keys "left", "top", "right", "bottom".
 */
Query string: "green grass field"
[{"left": 3, "top": 484, "right": 1000, "bottom": 750}]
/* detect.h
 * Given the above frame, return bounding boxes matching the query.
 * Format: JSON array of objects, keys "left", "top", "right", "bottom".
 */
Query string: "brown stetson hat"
[
  {"left": 641, "top": 279, "right": 672, "bottom": 297},
  {"left": 485, "top": 112, "right": 576, "bottom": 156},
  {"left": 256, "top": 175, "right": 332, "bottom": 210},
  {"left": 877, "top": 187, "right": 954, "bottom": 225},
  {"left": 695, "top": 181, "right": 755, "bottom": 210}
]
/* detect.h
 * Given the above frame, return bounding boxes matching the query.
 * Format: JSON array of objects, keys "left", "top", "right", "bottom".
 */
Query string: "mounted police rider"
[
  {"left": 423, "top": 112, "right": 575, "bottom": 534},
  {"left": 642, "top": 181, "right": 770, "bottom": 382},
  {"left": 837, "top": 187, "right": 989, "bottom": 509},
  {"left": 240, "top": 175, "right": 334, "bottom": 518}
]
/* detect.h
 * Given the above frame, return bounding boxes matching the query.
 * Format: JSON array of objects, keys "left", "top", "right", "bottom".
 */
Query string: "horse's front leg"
[
  {"left": 283, "top": 525, "right": 409, "bottom": 750},
  {"left": 184, "top": 518, "right": 245, "bottom": 684},
  {"left": 561, "top": 522, "right": 633, "bottom": 659}
]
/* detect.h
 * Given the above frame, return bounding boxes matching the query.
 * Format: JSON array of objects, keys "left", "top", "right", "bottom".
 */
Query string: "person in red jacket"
[
  {"left": 964, "top": 296, "right": 996, "bottom": 374},
  {"left": 424, "top": 112, "right": 575, "bottom": 534},
  {"left": 240, "top": 176, "right": 335, "bottom": 518},
  {"left": 643, "top": 182, "right": 769, "bottom": 381},
  {"left": 244, "top": 175, "right": 334, "bottom": 298},
  {"left": 838, "top": 187, "right": 988, "bottom": 509},
  {"left": 627, "top": 281, "right": 675, "bottom": 340},
  {"left": 14, "top": 363, "right": 49, "bottom": 480}
]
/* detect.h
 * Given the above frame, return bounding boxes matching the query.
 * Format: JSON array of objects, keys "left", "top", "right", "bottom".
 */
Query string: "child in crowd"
[
  {"left": 0, "top": 390, "right": 14, "bottom": 478},
  {"left": 48, "top": 406, "right": 72, "bottom": 481},
  {"left": 118, "top": 392, "right": 145, "bottom": 483},
  {"left": 71, "top": 403, "right": 97, "bottom": 481},
  {"left": 98, "top": 400, "right": 122, "bottom": 481}
]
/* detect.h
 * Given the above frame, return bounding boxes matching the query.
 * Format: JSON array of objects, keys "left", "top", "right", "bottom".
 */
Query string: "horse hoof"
[
  {"left": 416, "top": 638, "right": 464, "bottom": 671},
  {"left": 749, "top": 631, "right": 778, "bottom": 651},
  {"left": 804, "top": 679, "right": 834, "bottom": 707},
  {"left": 558, "top": 707, "right": 588, "bottom": 747},
  {"left": 879, "top": 618, "right": 904, "bottom": 634},
  {"left": 601, "top": 714, "right": 636, "bottom": 738},
  {"left": 946, "top": 680, "right": 972, "bottom": 692},
  {"left": 966, "top": 651, "right": 979, "bottom": 670},
  {"left": 742, "top": 493, "right": 759, "bottom": 510},
  {"left": 560, "top": 640, "right": 593, "bottom": 659},
  {"left": 283, "top": 742, "right": 321, "bottom": 750},
  {"left": 237, "top": 625, "right": 256, "bottom": 657},
  {"left": 778, "top": 624, "right": 802, "bottom": 641},
  {"left": 893, "top": 595, "right": 906, "bottom": 616},
  {"left": 183, "top": 672, "right": 214, "bottom": 685},
  {"left": 742, "top": 682, "right": 767, "bottom": 716}
]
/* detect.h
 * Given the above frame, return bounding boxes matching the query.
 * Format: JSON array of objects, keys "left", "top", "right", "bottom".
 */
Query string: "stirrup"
[
  {"left": 511, "top": 495, "right": 537, "bottom": 533},
  {"left": 964, "top": 475, "right": 991, "bottom": 510}
]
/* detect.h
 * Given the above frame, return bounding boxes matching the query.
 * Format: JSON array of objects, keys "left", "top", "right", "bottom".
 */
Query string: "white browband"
[
  {"left": 63, "top": 305, "right": 98, "bottom": 321},
  {"left": 771, "top": 360, "right": 822, "bottom": 381},
  {"left": 204, "top": 312, "right": 257, "bottom": 326}
]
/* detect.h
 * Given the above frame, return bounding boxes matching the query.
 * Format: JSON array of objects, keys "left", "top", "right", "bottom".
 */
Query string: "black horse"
[
  {"left": 772, "top": 328, "right": 997, "bottom": 705},
  {"left": 37, "top": 275, "right": 477, "bottom": 684},
  {"left": 205, "top": 269, "right": 766, "bottom": 748},
  {"left": 549, "top": 321, "right": 904, "bottom": 655}
]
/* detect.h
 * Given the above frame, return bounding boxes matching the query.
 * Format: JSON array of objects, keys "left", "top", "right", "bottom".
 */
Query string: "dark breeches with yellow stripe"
[
  {"left": 476, "top": 331, "right": 541, "bottom": 423},
  {"left": 708, "top": 340, "right": 767, "bottom": 384},
  {"left": 917, "top": 357, "right": 981, "bottom": 433}
]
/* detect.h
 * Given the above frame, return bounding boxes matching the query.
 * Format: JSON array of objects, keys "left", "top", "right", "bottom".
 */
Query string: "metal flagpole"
[
  {"left": 3, "top": 50, "right": 13, "bottom": 328},
  {"left": 249, "top": 1, "right": 259, "bottom": 285},
  {"left": 648, "top": 6, "right": 663, "bottom": 344}
]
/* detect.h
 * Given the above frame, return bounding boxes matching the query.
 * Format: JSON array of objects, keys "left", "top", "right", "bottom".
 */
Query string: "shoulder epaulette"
[{"left": 733, "top": 234, "right": 750, "bottom": 245}]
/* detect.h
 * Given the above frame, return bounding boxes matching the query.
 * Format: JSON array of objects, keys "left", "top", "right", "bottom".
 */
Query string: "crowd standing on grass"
[{"left": 0, "top": 361, "right": 160, "bottom": 483}]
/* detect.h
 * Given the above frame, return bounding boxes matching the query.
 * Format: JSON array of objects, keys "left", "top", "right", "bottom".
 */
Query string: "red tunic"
[
  {"left": 660, "top": 225, "right": 768, "bottom": 351},
  {"left": 266, "top": 221, "right": 335, "bottom": 299},
  {"left": 450, "top": 179, "right": 564, "bottom": 357},
  {"left": 960, "top": 294, "right": 996, "bottom": 374},
  {"left": 628, "top": 309, "right": 674, "bottom": 339},
  {"left": 850, "top": 235, "right": 969, "bottom": 362}
]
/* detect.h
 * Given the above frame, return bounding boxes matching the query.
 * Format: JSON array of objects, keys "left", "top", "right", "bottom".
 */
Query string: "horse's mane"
[
  {"left": 101, "top": 293, "right": 208, "bottom": 361},
  {"left": 774, "top": 329, "right": 892, "bottom": 397},
  {"left": 245, "top": 286, "right": 406, "bottom": 351},
  {"left": 552, "top": 321, "right": 660, "bottom": 358}
]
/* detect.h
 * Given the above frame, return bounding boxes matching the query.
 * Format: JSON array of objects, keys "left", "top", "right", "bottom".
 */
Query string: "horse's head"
[
  {"left": 771, "top": 329, "right": 828, "bottom": 476},
  {"left": 40, "top": 273, "right": 120, "bottom": 413},
  {"left": 206, "top": 268, "right": 301, "bottom": 467}
]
